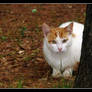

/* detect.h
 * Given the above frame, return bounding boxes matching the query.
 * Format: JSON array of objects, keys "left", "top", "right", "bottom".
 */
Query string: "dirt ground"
[{"left": 0, "top": 4, "right": 86, "bottom": 88}]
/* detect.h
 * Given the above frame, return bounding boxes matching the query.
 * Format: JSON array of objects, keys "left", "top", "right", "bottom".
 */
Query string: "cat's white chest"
[
  {"left": 43, "top": 41, "right": 80, "bottom": 72},
  {"left": 43, "top": 40, "right": 73, "bottom": 71},
  {"left": 43, "top": 41, "right": 61, "bottom": 70}
]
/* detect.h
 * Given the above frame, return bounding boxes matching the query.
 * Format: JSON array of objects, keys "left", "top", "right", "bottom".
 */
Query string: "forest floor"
[{"left": 0, "top": 4, "right": 86, "bottom": 88}]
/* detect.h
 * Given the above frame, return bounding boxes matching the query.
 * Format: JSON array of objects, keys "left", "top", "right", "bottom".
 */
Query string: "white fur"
[{"left": 43, "top": 21, "right": 84, "bottom": 78}]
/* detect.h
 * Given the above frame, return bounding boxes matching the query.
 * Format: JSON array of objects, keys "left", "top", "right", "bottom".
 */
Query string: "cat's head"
[{"left": 42, "top": 23, "right": 74, "bottom": 53}]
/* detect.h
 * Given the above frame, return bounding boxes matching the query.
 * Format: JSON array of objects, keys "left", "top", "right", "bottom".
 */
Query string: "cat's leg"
[
  {"left": 63, "top": 67, "right": 73, "bottom": 78},
  {"left": 52, "top": 68, "right": 62, "bottom": 78}
]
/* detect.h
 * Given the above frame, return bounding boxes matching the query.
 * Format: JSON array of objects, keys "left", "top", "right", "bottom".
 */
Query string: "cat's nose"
[{"left": 58, "top": 48, "right": 62, "bottom": 52}]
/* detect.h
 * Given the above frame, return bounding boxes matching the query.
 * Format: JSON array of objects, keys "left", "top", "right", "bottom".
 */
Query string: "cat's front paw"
[
  {"left": 52, "top": 72, "right": 62, "bottom": 78},
  {"left": 52, "top": 69, "right": 62, "bottom": 78},
  {"left": 63, "top": 69, "right": 72, "bottom": 78}
]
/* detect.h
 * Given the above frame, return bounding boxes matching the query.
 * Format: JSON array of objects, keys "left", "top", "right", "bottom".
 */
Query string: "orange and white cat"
[{"left": 42, "top": 21, "right": 84, "bottom": 78}]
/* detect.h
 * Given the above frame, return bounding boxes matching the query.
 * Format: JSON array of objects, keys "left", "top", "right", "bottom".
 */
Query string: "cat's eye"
[
  {"left": 52, "top": 40, "right": 56, "bottom": 44},
  {"left": 62, "top": 39, "right": 68, "bottom": 43}
]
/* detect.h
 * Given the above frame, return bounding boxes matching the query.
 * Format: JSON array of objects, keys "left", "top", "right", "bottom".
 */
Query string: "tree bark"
[{"left": 74, "top": 4, "right": 92, "bottom": 88}]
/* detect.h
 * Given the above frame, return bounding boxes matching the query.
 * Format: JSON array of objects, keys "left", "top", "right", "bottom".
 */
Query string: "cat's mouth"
[
  {"left": 57, "top": 50, "right": 62, "bottom": 53},
  {"left": 57, "top": 50, "right": 64, "bottom": 53}
]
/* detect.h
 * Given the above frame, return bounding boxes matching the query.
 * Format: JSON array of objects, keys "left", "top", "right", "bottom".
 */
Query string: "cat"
[{"left": 42, "top": 21, "right": 84, "bottom": 78}]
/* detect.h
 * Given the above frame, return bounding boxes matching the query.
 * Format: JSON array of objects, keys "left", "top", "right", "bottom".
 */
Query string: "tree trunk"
[{"left": 74, "top": 4, "right": 92, "bottom": 88}]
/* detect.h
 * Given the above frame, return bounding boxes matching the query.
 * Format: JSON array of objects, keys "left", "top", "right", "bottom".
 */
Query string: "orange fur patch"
[
  {"left": 73, "top": 62, "right": 80, "bottom": 72},
  {"left": 47, "top": 28, "right": 68, "bottom": 43}
]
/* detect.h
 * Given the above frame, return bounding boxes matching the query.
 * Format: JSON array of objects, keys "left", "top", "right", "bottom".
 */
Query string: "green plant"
[
  {"left": 17, "top": 80, "right": 23, "bottom": 88},
  {"left": 24, "top": 56, "right": 32, "bottom": 61},
  {"left": 84, "top": 12, "right": 86, "bottom": 17},
  {"left": 20, "top": 27, "right": 27, "bottom": 37},
  {"left": 0, "top": 36, "right": 7, "bottom": 41},
  {"left": 53, "top": 79, "right": 73, "bottom": 88},
  {"left": 62, "top": 79, "right": 72, "bottom": 88}
]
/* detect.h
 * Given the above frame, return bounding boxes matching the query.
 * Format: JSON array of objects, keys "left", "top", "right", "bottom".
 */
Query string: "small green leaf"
[
  {"left": 84, "top": 12, "right": 86, "bottom": 17},
  {"left": 22, "top": 27, "right": 27, "bottom": 31},
  {"left": 24, "top": 56, "right": 32, "bottom": 61},
  {"left": 20, "top": 27, "right": 27, "bottom": 37},
  {"left": 32, "top": 9, "right": 37, "bottom": 13},
  {"left": 1, "top": 36, "right": 7, "bottom": 41}
]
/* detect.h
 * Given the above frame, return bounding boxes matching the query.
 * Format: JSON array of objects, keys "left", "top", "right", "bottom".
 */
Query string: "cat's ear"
[
  {"left": 42, "top": 23, "right": 50, "bottom": 37},
  {"left": 64, "top": 22, "right": 73, "bottom": 34}
]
